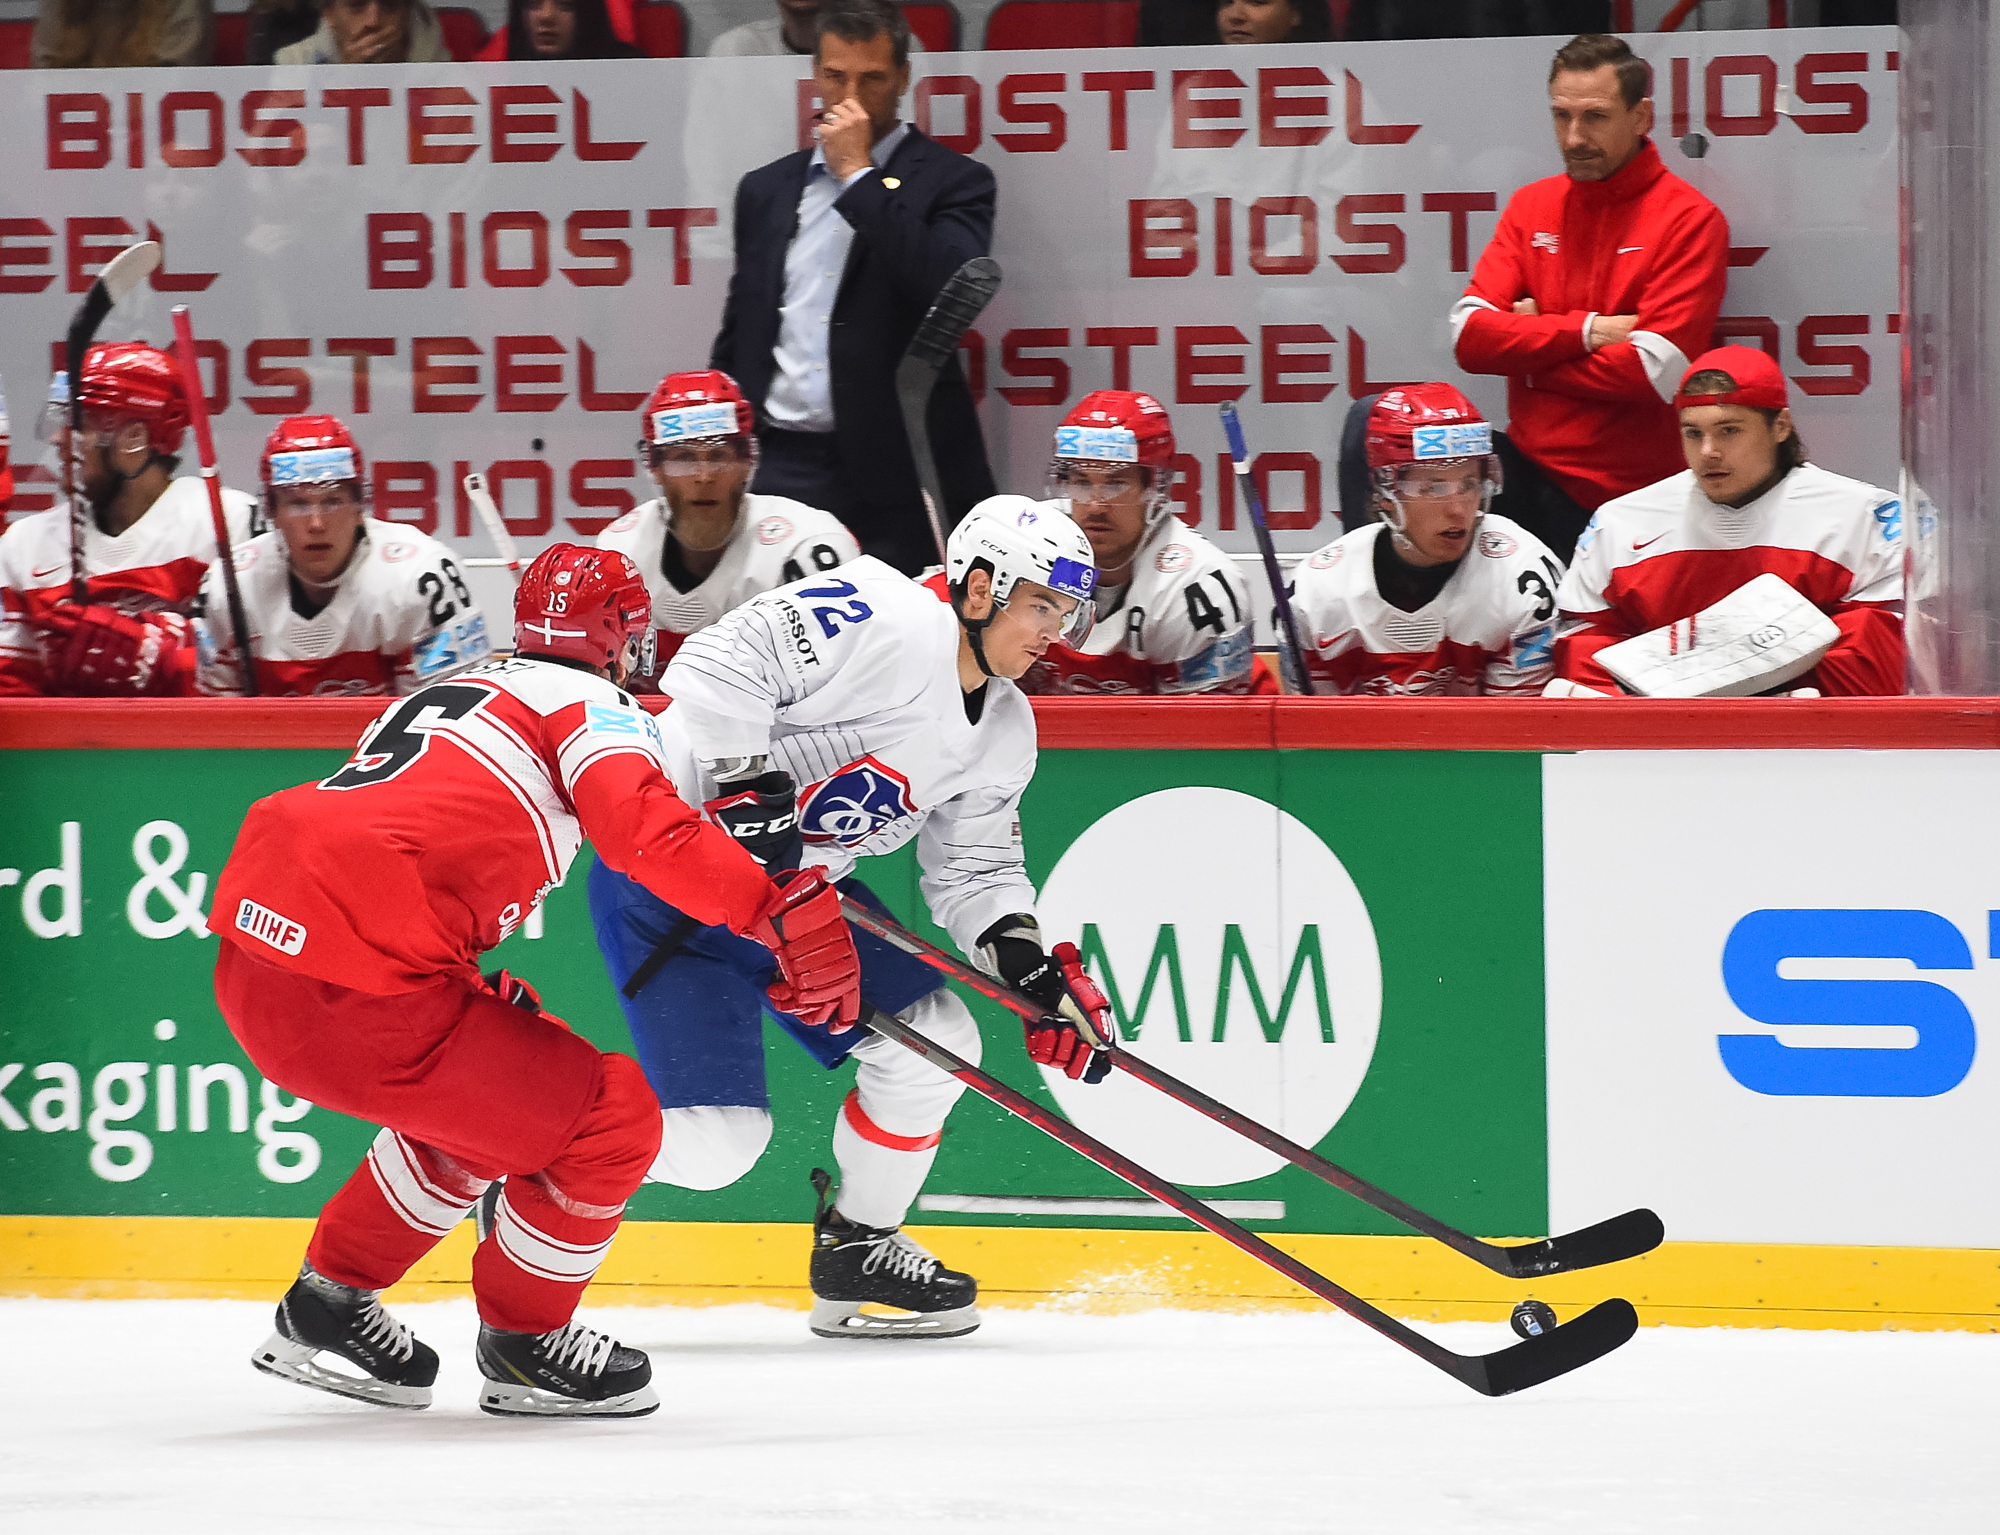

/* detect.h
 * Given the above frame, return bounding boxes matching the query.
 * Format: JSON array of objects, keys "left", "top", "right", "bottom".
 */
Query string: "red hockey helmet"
[
  {"left": 57, "top": 343, "right": 190, "bottom": 458},
  {"left": 1047, "top": 390, "right": 1176, "bottom": 526},
  {"left": 260, "top": 415, "right": 368, "bottom": 503},
  {"left": 514, "top": 543, "right": 657, "bottom": 678},
  {"left": 638, "top": 370, "right": 755, "bottom": 457},
  {"left": 1363, "top": 383, "right": 1501, "bottom": 539}
]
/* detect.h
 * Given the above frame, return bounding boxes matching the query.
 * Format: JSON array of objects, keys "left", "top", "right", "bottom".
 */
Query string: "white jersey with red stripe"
[
  {"left": 195, "top": 525, "right": 493, "bottom": 698},
  {"left": 597, "top": 493, "right": 859, "bottom": 687},
  {"left": 1290, "top": 515, "right": 1564, "bottom": 696},
  {"left": 1556, "top": 463, "right": 1902, "bottom": 630},
  {"left": 659, "top": 555, "right": 1037, "bottom": 956},
  {"left": 1022, "top": 516, "right": 1257, "bottom": 695},
  {"left": 211, "top": 655, "right": 771, "bottom": 995},
  {"left": 0, "top": 476, "right": 255, "bottom": 694}
]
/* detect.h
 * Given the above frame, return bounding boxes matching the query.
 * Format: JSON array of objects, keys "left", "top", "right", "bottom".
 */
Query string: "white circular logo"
[
  {"left": 1309, "top": 544, "right": 1344, "bottom": 570},
  {"left": 757, "top": 516, "right": 794, "bottom": 545},
  {"left": 1155, "top": 544, "right": 1193, "bottom": 574},
  {"left": 1036, "top": 787, "right": 1382, "bottom": 1185}
]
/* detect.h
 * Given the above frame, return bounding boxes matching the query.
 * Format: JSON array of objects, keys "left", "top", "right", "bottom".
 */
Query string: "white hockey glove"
[{"left": 1596, "top": 574, "right": 1839, "bottom": 698}]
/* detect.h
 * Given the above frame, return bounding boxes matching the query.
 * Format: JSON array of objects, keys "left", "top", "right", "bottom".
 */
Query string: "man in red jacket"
[{"left": 1452, "top": 32, "right": 1728, "bottom": 563}]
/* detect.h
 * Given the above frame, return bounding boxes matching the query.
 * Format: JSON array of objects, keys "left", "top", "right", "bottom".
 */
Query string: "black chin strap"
[
  {"left": 89, "top": 448, "right": 162, "bottom": 531},
  {"left": 950, "top": 579, "right": 999, "bottom": 679}
]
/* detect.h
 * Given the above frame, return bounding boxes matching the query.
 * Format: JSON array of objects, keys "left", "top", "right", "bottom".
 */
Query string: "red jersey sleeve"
[{"left": 1453, "top": 195, "right": 1594, "bottom": 376}]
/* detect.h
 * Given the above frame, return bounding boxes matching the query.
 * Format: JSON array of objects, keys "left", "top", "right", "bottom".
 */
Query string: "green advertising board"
[{"left": 0, "top": 745, "right": 1546, "bottom": 1239}]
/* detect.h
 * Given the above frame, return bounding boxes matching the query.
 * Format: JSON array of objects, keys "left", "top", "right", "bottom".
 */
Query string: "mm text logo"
[{"left": 1037, "top": 787, "right": 1380, "bottom": 1186}]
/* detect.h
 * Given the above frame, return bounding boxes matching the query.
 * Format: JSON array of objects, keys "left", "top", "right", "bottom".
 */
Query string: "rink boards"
[{"left": 3, "top": 696, "right": 1997, "bottom": 1331}]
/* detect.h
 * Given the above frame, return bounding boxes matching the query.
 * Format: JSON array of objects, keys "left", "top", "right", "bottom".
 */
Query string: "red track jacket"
[{"left": 1453, "top": 139, "right": 1729, "bottom": 512}]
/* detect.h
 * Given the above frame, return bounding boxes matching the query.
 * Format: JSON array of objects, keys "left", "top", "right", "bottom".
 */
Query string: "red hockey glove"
[
  {"left": 979, "top": 919, "right": 1114, "bottom": 1084},
  {"left": 751, "top": 867, "right": 862, "bottom": 1032},
  {"left": 42, "top": 604, "right": 191, "bottom": 697},
  {"left": 703, "top": 770, "right": 802, "bottom": 871},
  {"left": 483, "top": 969, "right": 544, "bottom": 1012}
]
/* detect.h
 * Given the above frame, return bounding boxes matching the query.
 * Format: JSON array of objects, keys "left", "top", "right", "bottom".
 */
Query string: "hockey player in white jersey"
[
  {"left": 1024, "top": 390, "right": 1268, "bottom": 695},
  {"left": 589, "top": 496, "right": 1116, "bottom": 1339},
  {"left": 1290, "top": 385, "right": 1563, "bottom": 696},
  {"left": 196, "top": 415, "right": 492, "bottom": 697},
  {"left": 0, "top": 343, "right": 254, "bottom": 695},
  {"left": 598, "top": 370, "right": 859, "bottom": 689}
]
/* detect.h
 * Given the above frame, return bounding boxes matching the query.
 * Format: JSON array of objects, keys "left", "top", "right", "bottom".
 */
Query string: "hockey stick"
[
  {"left": 1218, "top": 402, "right": 1317, "bottom": 695},
  {"left": 463, "top": 472, "right": 524, "bottom": 580},
  {"left": 169, "top": 304, "right": 258, "bottom": 697},
  {"left": 840, "top": 898, "right": 1664, "bottom": 1279},
  {"left": 64, "top": 240, "right": 161, "bottom": 603},
  {"left": 863, "top": 1005, "right": 1635, "bottom": 1396},
  {"left": 897, "top": 256, "right": 1002, "bottom": 565}
]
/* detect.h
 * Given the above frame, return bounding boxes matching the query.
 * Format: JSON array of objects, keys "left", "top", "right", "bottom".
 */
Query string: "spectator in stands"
[
  {"left": 0, "top": 346, "right": 254, "bottom": 697},
  {"left": 245, "top": 0, "right": 317, "bottom": 62},
  {"left": 710, "top": 0, "right": 994, "bottom": 575},
  {"left": 1290, "top": 385, "right": 1563, "bottom": 697},
  {"left": 32, "top": 0, "right": 213, "bottom": 66},
  {"left": 274, "top": 0, "right": 447, "bottom": 63},
  {"left": 1216, "top": 0, "right": 1333, "bottom": 44},
  {"left": 1451, "top": 33, "right": 1727, "bottom": 565},
  {"left": 1552, "top": 347, "right": 1904, "bottom": 698},
  {"left": 479, "top": 0, "right": 643, "bottom": 59},
  {"left": 196, "top": 416, "right": 492, "bottom": 698},
  {"left": 709, "top": 0, "right": 921, "bottom": 57}
]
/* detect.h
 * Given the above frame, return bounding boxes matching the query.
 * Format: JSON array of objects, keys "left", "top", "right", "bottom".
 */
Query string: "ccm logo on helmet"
[{"left": 1411, "top": 423, "right": 1491, "bottom": 460}]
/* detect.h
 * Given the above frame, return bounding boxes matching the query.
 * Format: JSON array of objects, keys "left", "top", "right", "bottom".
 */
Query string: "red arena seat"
[
  {"left": 631, "top": 0, "right": 685, "bottom": 57},
  {"left": 0, "top": 18, "right": 34, "bottom": 68},
  {"left": 984, "top": 0, "right": 1138, "bottom": 49},
  {"left": 435, "top": 6, "right": 490, "bottom": 60},
  {"left": 903, "top": 2, "right": 960, "bottom": 51}
]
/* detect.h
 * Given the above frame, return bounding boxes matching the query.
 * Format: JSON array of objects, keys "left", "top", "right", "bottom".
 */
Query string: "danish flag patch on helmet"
[
  {"left": 1411, "top": 422, "right": 1492, "bottom": 460},
  {"left": 267, "top": 447, "right": 358, "bottom": 485},
  {"left": 651, "top": 402, "right": 740, "bottom": 443},
  {"left": 1053, "top": 425, "right": 1139, "bottom": 463}
]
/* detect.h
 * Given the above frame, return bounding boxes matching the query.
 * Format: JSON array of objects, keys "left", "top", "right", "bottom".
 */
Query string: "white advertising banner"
[
  {"left": 0, "top": 28, "right": 1894, "bottom": 565},
  {"left": 1545, "top": 750, "right": 2000, "bottom": 1249}
]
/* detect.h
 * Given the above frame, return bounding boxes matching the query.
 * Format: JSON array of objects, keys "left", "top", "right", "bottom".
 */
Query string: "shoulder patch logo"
[
  {"left": 1309, "top": 544, "right": 1345, "bottom": 570},
  {"left": 608, "top": 511, "right": 641, "bottom": 533},
  {"left": 757, "top": 516, "right": 794, "bottom": 545},
  {"left": 1155, "top": 543, "right": 1193, "bottom": 574},
  {"left": 381, "top": 542, "right": 415, "bottom": 563},
  {"left": 798, "top": 755, "right": 919, "bottom": 846},
  {"left": 1532, "top": 231, "right": 1558, "bottom": 254},
  {"left": 1478, "top": 529, "right": 1517, "bottom": 559}
]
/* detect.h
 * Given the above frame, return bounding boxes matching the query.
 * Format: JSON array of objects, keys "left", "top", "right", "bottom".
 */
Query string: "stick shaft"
[
  {"left": 1220, "top": 404, "right": 1317, "bottom": 695},
  {"left": 463, "top": 474, "right": 523, "bottom": 575},
  {"left": 170, "top": 306, "right": 259, "bottom": 697}
]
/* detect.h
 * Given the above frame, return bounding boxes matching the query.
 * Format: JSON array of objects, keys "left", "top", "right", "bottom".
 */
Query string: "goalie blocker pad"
[{"left": 1597, "top": 573, "right": 1840, "bottom": 698}]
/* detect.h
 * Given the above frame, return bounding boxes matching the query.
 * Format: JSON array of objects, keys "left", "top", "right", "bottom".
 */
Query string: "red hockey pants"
[{"left": 214, "top": 940, "right": 661, "bottom": 1334}]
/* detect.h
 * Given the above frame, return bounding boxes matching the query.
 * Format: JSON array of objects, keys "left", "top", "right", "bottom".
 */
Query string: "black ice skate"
[
  {"left": 808, "top": 1167, "right": 980, "bottom": 1340},
  {"left": 250, "top": 1262, "right": 439, "bottom": 1410},
  {"left": 476, "top": 1321, "right": 659, "bottom": 1418}
]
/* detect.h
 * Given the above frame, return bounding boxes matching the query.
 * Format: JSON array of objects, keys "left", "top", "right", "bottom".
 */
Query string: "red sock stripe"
[{"left": 841, "top": 1089, "right": 941, "bottom": 1152}]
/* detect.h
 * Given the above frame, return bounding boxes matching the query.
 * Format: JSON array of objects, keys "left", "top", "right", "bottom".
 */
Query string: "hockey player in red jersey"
[
  {"left": 598, "top": 370, "right": 858, "bottom": 687},
  {"left": 210, "top": 543, "right": 863, "bottom": 1417},
  {"left": 1024, "top": 390, "right": 1266, "bottom": 695},
  {"left": 0, "top": 344, "right": 254, "bottom": 695},
  {"left": 1553, "top": 347, "right": 1904, "bottom": 696},
  {"left": 195, "top": 415, "right": 492, "bottom": 696},
  {"left": 1290, "top": 385, "right": 1565, "bottom": 695}
]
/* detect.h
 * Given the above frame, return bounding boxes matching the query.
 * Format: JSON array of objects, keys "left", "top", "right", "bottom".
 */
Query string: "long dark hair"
[{"left": 505, "top": 0, "right": 638, "bottom": 60}]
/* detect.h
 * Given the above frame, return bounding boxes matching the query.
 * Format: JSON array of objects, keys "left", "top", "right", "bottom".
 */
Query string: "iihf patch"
[
  {"left": 1309, "top": 544, "right": 1345, "bottom": 569},
  {"left": 797, "top": 756, "right": 919, "bottom": 845},
  {"left": 381, "top": 542, "right": 415, "bottom": 563},
  {"left": 1478, "top": 529, "right": 1517, "bottom": 558},
  {"left": 1155, "top": 544, "right": 1193, "bottom": 574},
  {"left": 757, "top": 516, "right": 794, "bottom": 545}
]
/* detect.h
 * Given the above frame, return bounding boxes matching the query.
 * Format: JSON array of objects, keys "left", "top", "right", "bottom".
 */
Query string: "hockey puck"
[{"left": 1510, "top": 1299, "right": 1557, "bottom": 1339}]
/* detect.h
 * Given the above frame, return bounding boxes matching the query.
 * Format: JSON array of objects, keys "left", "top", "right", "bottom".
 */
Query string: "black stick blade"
[
  {"left": 1459, "top": 1298, "right": 1639, "bottom": 1397},
  {"left": 1498, "top": 1209, "right": 1666, "bottom": 1278},
  {"left": 904, "top": 257, "right": 1002, "bottom": 372}
]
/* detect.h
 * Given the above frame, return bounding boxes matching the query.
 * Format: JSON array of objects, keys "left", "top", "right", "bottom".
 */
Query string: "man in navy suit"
[{"left": 710, "top": 0, "right": 997, "bottom": 576}]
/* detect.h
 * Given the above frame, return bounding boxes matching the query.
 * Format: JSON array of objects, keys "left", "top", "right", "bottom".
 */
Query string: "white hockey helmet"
[{"left": 946, "top": 495, "right": 1098, "bottom": 657}]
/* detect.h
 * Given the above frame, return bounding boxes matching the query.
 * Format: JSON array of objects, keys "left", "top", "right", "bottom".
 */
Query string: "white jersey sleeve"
[
  {"left": 1844, "top": 490, "right": 1903, "bottom": 608},
  {"left": 918, "top": 754, "right": 1037, "bottom": 956},
  {"left": 1556, "top": 511, "right": 1616, "bottom": 621}
]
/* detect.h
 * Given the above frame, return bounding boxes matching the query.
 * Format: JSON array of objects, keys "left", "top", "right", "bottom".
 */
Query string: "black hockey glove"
[
  {"left": 977, "top": 916, "right": 1114, "bottom": 1085},
  {"left": 703, "top": 771, "right": 802, "bottom": 871}
]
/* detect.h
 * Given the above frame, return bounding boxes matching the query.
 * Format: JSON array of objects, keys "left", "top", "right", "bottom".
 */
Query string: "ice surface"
[{"left": 4, "top": 1299, "right": 1995, "bottom": 1534}]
